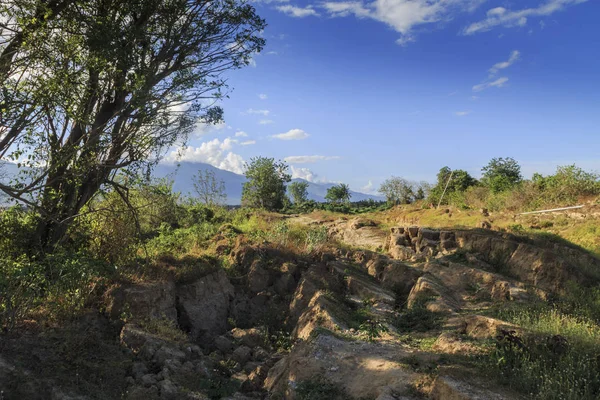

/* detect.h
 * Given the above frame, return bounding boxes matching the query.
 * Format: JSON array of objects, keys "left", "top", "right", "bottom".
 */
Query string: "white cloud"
[
  {"left": 455, "top": 110, "right": 472, "bottom": 116},
  {"left": 163, "top": 138, "right": 245, "bottom": 174},
  {"left": 284, "top": 155, "right": 341, "bottom": 164},
  {"left": 276, "top": 5, "right": 320, "bottom": 17},
  {"left": 361, "top": 180, "right": 378, "bottom": 195},
  {"left": 321, "top": 0, "right": 487, "bottom": 45},
  {"left": 258, "top": 93, "right": 268, "bottom": 100},
  {"left": 244, "top": 108, "right": 270, "bottom": 116},
  {"left": 240, "top": 140, "right": 256, "bottom": 146},
  {"left": 472, "top": 77, "right": 509, "bottom": 92},
  {"left": 259, "top": 119, "right": 274, "bottom": 125},
  {"left": 266, "top": 51, "right": 279, "bottom": 55},
  {"left": 194, "top": 121, "right": 226, "bottom": 136},
  {"left": 234, "top": 131, "right": 248, "bottom": 137},
  {"left": 272, "top": 129, "right": 310, "bottom": 140},
  {"left": 290, "top": 166, "right": 319, "bottom": 182},
  {"left": 463, "top": 0, "right": 588, "bottom": 35},
  {"left": 489, "top": 50, "right": 520, "bottom": 75}
]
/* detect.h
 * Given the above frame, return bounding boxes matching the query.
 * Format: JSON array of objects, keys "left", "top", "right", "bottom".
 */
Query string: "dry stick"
[
  {"left": 437, "top": 170, "right": 454, "bottom": 209},
  {"left": 517, "top": 205, "right": 585, "bottom": 216}
]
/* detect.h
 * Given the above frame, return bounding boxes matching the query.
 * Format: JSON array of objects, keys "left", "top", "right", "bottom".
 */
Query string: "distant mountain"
[
  {"left": 0, "top": 161, "right": 385, "bottom": 205},
  {"left": 155, "top": 162, "right": 385, "bottom": 205}
]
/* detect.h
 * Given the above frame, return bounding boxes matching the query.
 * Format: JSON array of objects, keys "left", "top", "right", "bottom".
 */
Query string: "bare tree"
[{"left": 192, "top": 169, "right": 226, "bottom": 206}]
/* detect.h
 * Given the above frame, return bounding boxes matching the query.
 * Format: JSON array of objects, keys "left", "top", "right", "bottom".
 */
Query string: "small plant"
[{"left": 358, "top": 319, "right": 388, "bottom": 341}]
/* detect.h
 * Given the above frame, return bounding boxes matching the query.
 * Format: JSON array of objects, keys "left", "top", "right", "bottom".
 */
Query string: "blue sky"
[{"left": 164, "top": 0, "right": 600, "bottom": 194}]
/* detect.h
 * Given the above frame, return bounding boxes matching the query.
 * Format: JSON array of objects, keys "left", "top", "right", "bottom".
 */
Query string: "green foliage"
[
  {"left": 296, "top": 378, "right": 347, "bottom": 400},
  {"left": 0, "top": 0, "right": 266, "bottom": 249},
  {"left": 428, "top": 166, "right": 478, "bottom": 206},
  {"left": 0, "top": 206, "right": 39, "bottom": 257},
  {"left": 481, "top": 157, "right": 523, "bottom": 193},
  {"left": 242, "top": 157, "right": 291, "bottom": 211},
  {"left": 358, "top": 318, "right": 389, "bottom": 341},
  {"left": 288, "top": 181, "right": 310, "bottom": 204},
  {"left": 192, "top": 169, "right": 227, "bottom": 206},
  {"left": 488, "top": 303, "right": 600, "bottom": 400},
  {"left": 394, "top": 298, "right": 444, "bottom": 333},
  {"left": 325, "top": 183, "right": 351, "bottom": 204},
  {"left": 533, "top": 165, "right": 600, "bottom": 205}
]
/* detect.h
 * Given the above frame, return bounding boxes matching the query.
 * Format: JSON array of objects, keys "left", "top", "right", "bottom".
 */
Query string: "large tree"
[
  {"left": 241, "top": 157, "right": 291, "bottom": 211},
  {"left": 325, "top": 183, "right": 351, "bottom": 204},
  {"left": 481, "top": 157, "right": 522, "bottom": 193},
  {"left": 0, "top": 0, "right": 265, "bottom": 249},
  {"left": 288, "top": 181, "right": 309, "bottom": 205}
]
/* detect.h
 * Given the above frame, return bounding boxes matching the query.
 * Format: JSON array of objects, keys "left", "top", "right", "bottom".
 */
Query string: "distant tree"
[
  {"left": 192, "top": 169, "right": 226, "bottom": 206},
  {"left": 325, "top": 183, "right": 351, "bottom": 204},
  {"left": 378, "top": 177, "right": 415, "bottom": 204},
  {"left": 481, "top": 157, "right": 523, "bottom": 193},
  {"left": 414, "top": 181, "right": 432, "bottom": 201},
  {"left": 428, "top": 167, "right": 478, "bottom": 205},
  {"left": 242, "top": 157, "right": 291, "bottom": 210},
  {"left": 288, "top": 181, "right": 310, "bottom": 204}
]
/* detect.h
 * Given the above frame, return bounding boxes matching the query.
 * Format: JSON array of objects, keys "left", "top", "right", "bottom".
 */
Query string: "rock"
[
  {"left": 248, "top": 261, "right": 271, "bottom": 293},
  {"left": 281, "top": 262, "right": 299, "bottom": 278},
  {"left": 479, "top": 221, "right": 492, "bottom": 229},
  {"left": 389, "top": 245, "right": 416, "bottom": 261},
  {"left": 214, "top": 335, "right": 235, "bottom": 353},
  {"left": 232, "top": 346, "right": 252, "bottom": 364},
  {"left": 106, "top": 281, "right": 177, "bottom": 322},
  {"left": 132, "top": 362, "right": 148, "bottom": 380},
  {"left": 480, "top": 208, "right": 490, "bottom": 217},
  {"left": 177, "top": 270, "right": 234, "bottom": 341},
  {"left": 153, "top": 345, "right": 186, "bottom": 366},
  {"left": 419, "top": 228, "right": 440, "bottom": 242},
  {"left": 125, "top": 385, "right": 160, "bottom": 400},
  {"left": 407, "top": 276, "right": 460, "bottom": 313},
  {"left": 349, "top": 218, "right": 377, "bottom": 230},
  {"left": 252, "top": 346, "right": 269, "bottom": 362},
  {"left": 274, "top": 273, "right": 296, "bottom": 296},
  {"left": 407, "top": 226, "right": 420, "bottom": 239},
  {"left": 158, "top": 379, "right": 178, "bottom": 399},
  {"left": 141, "top": 374, "right": 158, "bottom": 387},
  {"left": 120, "top": 323, "right": 163, "bottom": 352}
]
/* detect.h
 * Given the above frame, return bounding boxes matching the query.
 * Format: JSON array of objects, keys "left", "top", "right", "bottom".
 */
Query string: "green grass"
[
  {"left": 486, "top": 302, "right": 600, "bottom": 400},
  {"left": 295, "top": 378, "right": 348, "bottom": 400}
]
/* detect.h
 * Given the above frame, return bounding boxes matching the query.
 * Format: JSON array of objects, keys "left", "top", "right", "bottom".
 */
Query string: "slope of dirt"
[{"left": 1, "top": 214, "right": 599, "bottom": 399}]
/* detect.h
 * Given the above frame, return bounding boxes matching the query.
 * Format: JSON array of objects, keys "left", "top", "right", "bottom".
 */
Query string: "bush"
[{"left": 0, "top": 206, "right": 39, "bottom": 257}]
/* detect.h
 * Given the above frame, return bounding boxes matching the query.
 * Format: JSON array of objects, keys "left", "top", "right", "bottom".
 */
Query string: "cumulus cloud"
[
  {"left": 489, "top": 50, "right": 520, "bottom": 75},
  {"left": 234, "top": 131, "right": 248, "bottom": 137},
  {"left": 320, "top": 0, "right": 486, "bottom": 45},
  {"left": 244, "top": 108, "right": 270, "bottom": 116},
  {"left": 276, "top": 5, "right": 319, "bottom": 17},
  {"left": 258, "top": 93, "right": 268, "bottom": 100},
  {"left": 455, "top": 110, "right": 472, "bottom": 116},
  {"left": 259, "top": 119, "right": 274, "bottom": 125},
  {"left": 163, "top": 138, "right": 245, "bottom": 174},
  {"left": 272, "top": 129, "right": 310, "bottom": 140},
  {"left": 473, "top": 77, "right": 509, "bottom": 92},
  {"left": 290, "top": 166, "right": 319, "bottom": 182},
  {"left": 284, "top": 155, "right": 341, "bottom": 164},
  {"left": 463, "top": 0, "right": 588, "bottom": 35},
  {"left": 194, "top": 121, "right": 226, "bottom": 136}
]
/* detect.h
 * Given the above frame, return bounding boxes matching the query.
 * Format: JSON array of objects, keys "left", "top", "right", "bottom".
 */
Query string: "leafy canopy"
[
  {"left": 288, "top": 181, "right": 310, "bottom": 204},
  {"left": 241, "top": 157, "right": 291, "bottom": 211},
  {"left": 325, "top": 183, "right": 351, "bottom": 204},
  {"left": 481, "top": 157, "right": 523, "bottom": 193}
]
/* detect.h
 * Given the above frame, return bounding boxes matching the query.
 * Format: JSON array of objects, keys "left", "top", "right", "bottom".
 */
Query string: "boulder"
[
  {"left": 106, "top": 281, "right": 177, "bottom": 322},
  {"left": 177, "top": 270, "right": 234, "bottom": 342},
  {"left": 274, "top": 273, "right": 296, "bottom": 297},
  {"left": 248, "top": 261, "right": 271, "bottom": 293},
  {"left": 232, "top": 346, "right": 252, "bottom": 364},
  {"left": 231, "top": 327, "right": 267, "bottom": 349}
]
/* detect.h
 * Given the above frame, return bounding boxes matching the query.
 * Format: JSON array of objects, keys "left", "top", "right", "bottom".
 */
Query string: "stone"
[
  {"left": 274, "top": 273, "right": 296, "bottom": 296},
  {"left": 248, "top": 261, "right": 271, "bottom": 293},
  {"left": 214, "top": 335, "right": 235, "bottom": 353},
  {"left": 232, "top": 346, "right": 252, "bottom": 364},
  {"left": 158, "top": 379, "right": 178, "bottom": 399},
  {"left": 231, "top": 327, "right": 267, "bottom": 349},
  {"left": 106, "top": 281, "right": 177, "bottom": 322},
  {"left": 132, "top": 362, "right": 148, "bottom": 380},
  {"left": 252, "top": 346, "right": 269, "bottom": 362},
  {"left": 141, "top": 374, "right": 158, "bottom": 387},
  {"left": 177, "top": 270, "right": 234, "bottom": 341},
  {"left": 153, "top": 345, "right": 186, "bottom": 366}
]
